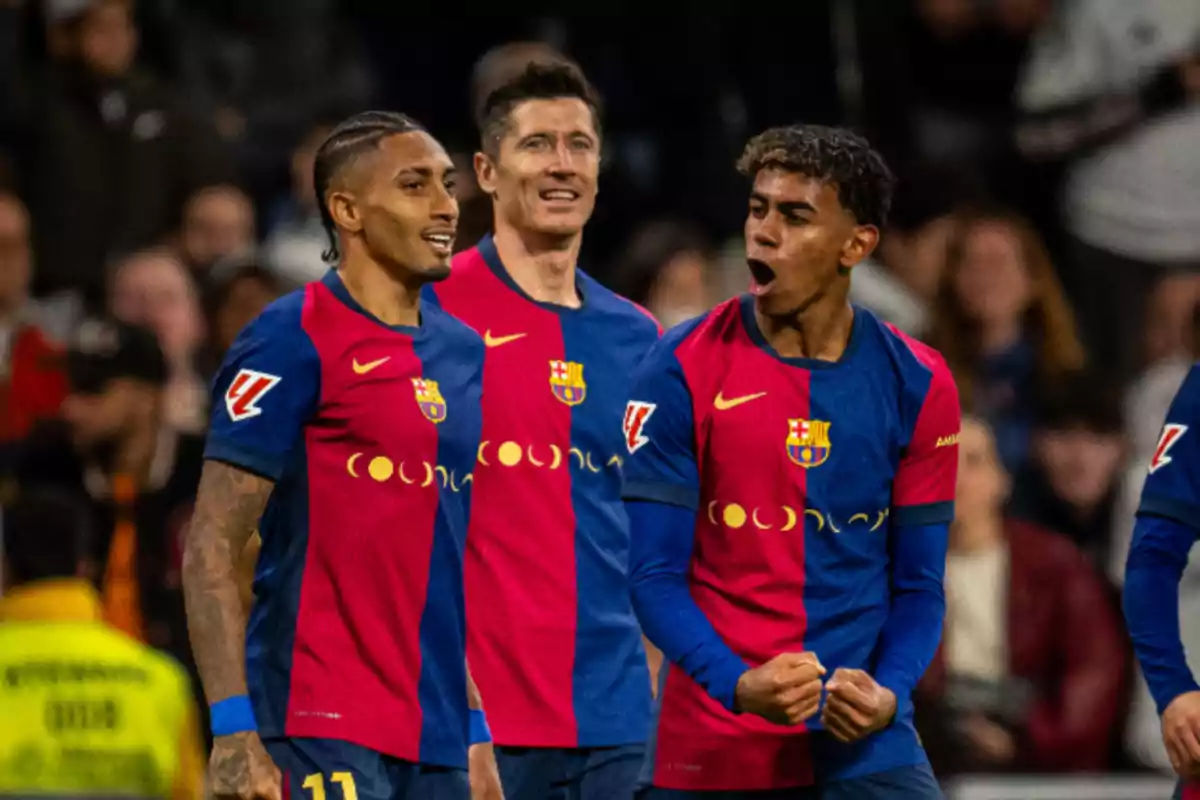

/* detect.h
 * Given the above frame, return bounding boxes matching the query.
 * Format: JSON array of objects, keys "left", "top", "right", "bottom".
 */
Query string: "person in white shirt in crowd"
[{"left": 1016, "top": 0, "right": 1200, "bottom": 383}]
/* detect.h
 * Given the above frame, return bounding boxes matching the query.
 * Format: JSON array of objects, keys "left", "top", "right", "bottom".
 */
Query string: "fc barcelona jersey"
[
  {"left": 622, "top": 296, "right": 960, "bottom": 790},
  {"left": 204, "top": 271, "right": 484, "bottom": 768},
  {"left": 426, "top": 235, "right": 658, "bottom": 748}
]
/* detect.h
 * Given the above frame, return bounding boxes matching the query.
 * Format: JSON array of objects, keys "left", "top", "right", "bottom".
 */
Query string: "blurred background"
[{"left": 0, "top": 0, "right": 1197, "bottom": 796}]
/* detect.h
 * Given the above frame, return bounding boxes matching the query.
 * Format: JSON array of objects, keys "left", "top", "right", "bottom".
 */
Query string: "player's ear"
[
  {"left": 839, "top": 224, "right": 880, "bottom": 272},
  {"left": 328, "top": 189, "right": 363, "bottom": 235},
  {"left": 474, "top": 151, "right": 498, "bottom": 197}
]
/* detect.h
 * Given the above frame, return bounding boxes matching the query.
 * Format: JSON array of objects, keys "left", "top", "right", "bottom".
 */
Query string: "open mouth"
[
  {"left": 747, "top": 259, "right": 777, "bottom": 295},
  {"left": 539, "top": 188, "right": 580, "bottom": 203},
  {"left": 422, "top": 231, "right": 455, "bottom": 255}
]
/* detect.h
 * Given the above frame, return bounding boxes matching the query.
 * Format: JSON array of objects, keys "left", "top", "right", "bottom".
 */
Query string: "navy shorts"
[
  {"left": 497, "top": 743, "right": 646, "bottom": 800},
  {"left": 266, "top": 737, "right": 469, "bottom": 800},
  {"left": 639, "top": 763, "right": 942, "bottom": 799}
]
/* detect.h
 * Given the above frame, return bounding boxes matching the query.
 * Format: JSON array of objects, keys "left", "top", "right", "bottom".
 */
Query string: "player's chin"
[
  {"left": 416, "top": 261, "right": 453, "bottom": 283},
  {"left": 529, "top": 208, "right": 590, "bottom": 237}
]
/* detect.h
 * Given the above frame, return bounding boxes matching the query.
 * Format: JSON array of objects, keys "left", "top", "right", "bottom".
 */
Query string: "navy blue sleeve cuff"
[
  {"left": 622, "top": 480, "right": 700, "bottom": 511},
  {"left": 204, "top": 438, "right": 286, "bottom": 482},
  {"left": 1138, "top": 494, "right": 1200, "bottom": 533},
  {"left": 708, "top": 655, "right": 748, "bottom": 713},
  {"left": 893, "top": 501, "right": 954, "bottom": 528}
]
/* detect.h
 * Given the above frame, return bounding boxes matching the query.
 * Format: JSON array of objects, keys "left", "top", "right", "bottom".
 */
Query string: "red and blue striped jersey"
[
  {"left": 425, "top": 235, "right": 659, "bottom": 748},
  {"left": 622, "top": 296, "right": 960, "bottom": 791},
  {"left": 204, "top": 271, "right": 484, "bottom": 769}
]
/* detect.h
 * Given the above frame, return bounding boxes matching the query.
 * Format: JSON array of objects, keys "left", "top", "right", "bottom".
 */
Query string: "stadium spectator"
[
  {"left": 0, "top": 190, "right": 65, "bottom": 445},
  {"left": 1016, "top": 0, "right": 1200, "bottom": 383},
  {"left": 0, "top": 486, "right": 204, "bottom": 799},
  {"left": 916, "top": 415, "right": 1127, "bottom": 775},
  {"left": 610, "top": 218, "right": 714, "bottom": 328},
  {"left": 261, "top": 122, "right": 330, "bottom": 284},
  {"left": 1010, "top": 374, "right": 1127, "bottom": 569},
  {"left": 200, "top": 257, "right": 282, "bottom": 377},
  {"left": 18, "top": 0, "right": 232, "bottom": 310},
  {"left": 926, "top": 208, "right": 1085, "bottom": 474},
  {"left": 176, "top": 184, "right": 255, "bottom": 284},
  {"left": 15, "top": 318, "right": 203, "bottom": 667},
  {"left": 109, "top": 248, "right": 207, "bottom": 434}
]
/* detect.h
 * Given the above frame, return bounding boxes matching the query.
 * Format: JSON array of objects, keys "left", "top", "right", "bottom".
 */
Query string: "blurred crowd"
[{"left": 1, "top": 0, "right": 1200, "bottom": 789}]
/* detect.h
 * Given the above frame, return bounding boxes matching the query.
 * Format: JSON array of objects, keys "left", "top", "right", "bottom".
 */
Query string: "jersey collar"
[{"left": 0, "top": 578, "right": 104, "bottom": 623}]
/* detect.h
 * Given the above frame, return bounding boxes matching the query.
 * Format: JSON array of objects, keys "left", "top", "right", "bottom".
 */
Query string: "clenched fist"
[
  {"left": 820, "top": 668, "right": 896, "bottom": 744},
  {"left": 734, "top": 652, "right": 825, "bottom": 725},
  {"left": 1163, "top": 690, "right": 1200, "bottom": 778},
  {"left": 207, "top": 731, "right": 281, "bottom": 800}
]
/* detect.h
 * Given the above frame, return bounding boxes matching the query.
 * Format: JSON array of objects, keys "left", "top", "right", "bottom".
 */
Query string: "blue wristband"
[
  {"left": 469, "top": 708, "right": 491, "bottom": 745},
  {"left": 210, "top": 695, "right": 257, "bottom": 736}
]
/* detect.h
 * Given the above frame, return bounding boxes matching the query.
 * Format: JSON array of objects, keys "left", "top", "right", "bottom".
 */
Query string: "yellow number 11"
[{"left": 302, "top": 772, "right": 358, "bottom": 800}]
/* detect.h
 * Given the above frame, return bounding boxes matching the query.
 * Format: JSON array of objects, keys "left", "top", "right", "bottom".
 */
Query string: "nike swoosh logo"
[
  {"left": 483, "top": 330, "right": 527, "bottom": 348},
  {"left": 713, "top": 391, "right": 767, "bottom": 411},
  {"left": 352, "top": 357, "right": 391, "bottom": 375}
]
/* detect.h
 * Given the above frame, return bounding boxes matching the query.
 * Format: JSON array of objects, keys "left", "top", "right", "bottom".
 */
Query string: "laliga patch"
[
  {"left": 1149, "top": 423, "right": 1188, "bottom": 474},
  {"left": 624, "top": 401, "right": 656, "bottom": 454},
  {"left": 225, "top": 369, "right": 281, "bottom": 422}
]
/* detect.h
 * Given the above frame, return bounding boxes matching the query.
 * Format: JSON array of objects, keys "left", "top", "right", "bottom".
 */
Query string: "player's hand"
[
  {"left": 734, "top": 652, "right": 826, "bottom": 725},
  {"left": 468, "top": 742, "right": 505, "bottom": 800},
  {"left": 1163, "top": 690, "right": 1200, "bottom": 778},
  {"left": 821, "top": 668, "right": 897, "bottom": 744},
  {"left": 207, "top": 731, "right": 282, "bottom": 800}
]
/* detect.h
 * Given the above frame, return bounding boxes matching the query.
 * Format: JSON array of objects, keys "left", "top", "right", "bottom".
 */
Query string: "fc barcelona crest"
[
  {"left": 411, "top": 378, "right": 447, "bottom": 424},
  {"left": 787, "top": 418, "right": 831, "bottom": 468},
  {"left": 549, "top": 360, "right": 587, "bottom": 406}
]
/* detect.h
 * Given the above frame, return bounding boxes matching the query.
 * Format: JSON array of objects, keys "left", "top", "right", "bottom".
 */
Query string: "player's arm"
[
  {"left": 181, "top": 304, "right": 318, "bottom": 798},
  {"left": 1125, "top": 365, "right": 1200, "bottom": 777},
  {"left": 466, "top": 662, "right": 502, "bottom": 799},
  {"left": 827, "top": 359, "right": 959, "bottom": 741},
  {"left": 623, "top": 344, "right": 821, "bottom": 724}
]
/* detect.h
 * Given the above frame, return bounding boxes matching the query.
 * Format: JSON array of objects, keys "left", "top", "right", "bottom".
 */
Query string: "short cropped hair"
[
  {"left": 737, "top": 125, "right": 896, "bottom": 228},
  {"left": 476, "top": 62, "right": 603, "bottom": 157}
]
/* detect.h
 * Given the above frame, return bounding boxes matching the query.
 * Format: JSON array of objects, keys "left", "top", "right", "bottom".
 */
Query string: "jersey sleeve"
[
  {"left": 620, "top": 341, "right": 700, "bottom": 510},
  {"left": 203, "top": 297, "right": 320, "bottom": 481},
  {"left": 1138, "top": 364, "right": 1200, "bottom": 529},
  {"left": 892, "top": 358, "right": 961, "bottom": 527}
]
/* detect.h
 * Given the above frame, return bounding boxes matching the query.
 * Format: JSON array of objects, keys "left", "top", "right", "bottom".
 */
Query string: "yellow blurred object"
[{"left": 0, "top": 579, "right": 202, "bottom": 798}]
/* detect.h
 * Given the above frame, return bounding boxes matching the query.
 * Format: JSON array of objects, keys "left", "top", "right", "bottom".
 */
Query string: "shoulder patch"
[
  {"left": 225, "top": 368, "right": 281, "bottom": 422},
  {"left": 624, "top": 401, "right": 656, "bottom": 454},
  {"left": 1149, "top": 423, "right": 1188, "bottom": 474}
]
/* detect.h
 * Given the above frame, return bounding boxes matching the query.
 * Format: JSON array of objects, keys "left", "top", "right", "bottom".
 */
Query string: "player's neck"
[
  {"left": 338, "top": 258, "right": 422, "bottom": 328},
  {"left": 492, "top": 224, "right": 582, "bottom": 308},
  {"left": 756, "top": 295, "right": 855, "bottom": 363}
]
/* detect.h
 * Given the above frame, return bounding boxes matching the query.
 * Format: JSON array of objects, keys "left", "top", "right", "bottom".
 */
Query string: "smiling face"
[
  {"left": 328, "top": 130, "right": 460, "bottom": 281},
  {"left": 743, "top": 167, "right": 878, "bottom": 319},
  {"left": 476, "top": 97, "right": 600, "bottom": 238}
]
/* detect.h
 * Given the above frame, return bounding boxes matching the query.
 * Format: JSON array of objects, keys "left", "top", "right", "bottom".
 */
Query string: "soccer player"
[
  {"left": 182, "top": 111, "right": 500, "bottom": 800},
  {"left": 622, "top": 125, "right": 959, "bottom": 798},
  {"left": 1125, "top": 366, "right": 1200, "bottom": 800},
  {"left": 426, "top": 61, "right": 659, "bottom": 799}
]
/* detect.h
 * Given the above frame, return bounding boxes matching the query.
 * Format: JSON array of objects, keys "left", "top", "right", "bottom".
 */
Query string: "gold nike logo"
[
  {"left": 483, "top": 330, "right": 527, "bottom": 348},
  {"left": 352, "top": 356, "right": 390, "bottom": 375},
  {"left": 713, "top": 391, "right": 767, "bottom": 411}
]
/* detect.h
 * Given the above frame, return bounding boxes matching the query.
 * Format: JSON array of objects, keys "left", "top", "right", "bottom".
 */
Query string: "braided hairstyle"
[{"left": 312, "top": 111, "right": 425, "bottom": 263}]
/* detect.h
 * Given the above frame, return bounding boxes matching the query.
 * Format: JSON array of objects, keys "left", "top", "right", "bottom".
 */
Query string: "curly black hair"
[
  {"left": 737, "top": 125, "right": 895, "bottom": 228},
  {"left": 477, "top": 62, "right": 603, "bottom": 157},
  {"left": 313, "top": 110, "right": 425, "bottom": 263}
]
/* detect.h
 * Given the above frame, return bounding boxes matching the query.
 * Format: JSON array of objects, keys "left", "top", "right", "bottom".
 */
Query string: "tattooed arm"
[
  {"left": 467, "top": 662, "right": 504, "bottom": 799},
  {"left": 182, "top": 459, "right": 280, "bottom": 800}
]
